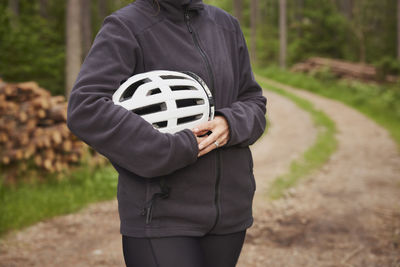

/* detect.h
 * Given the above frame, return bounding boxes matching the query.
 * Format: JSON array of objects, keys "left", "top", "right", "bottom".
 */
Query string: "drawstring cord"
[{"left": 141, "top": 178, "right": 170, "bottom": 224}]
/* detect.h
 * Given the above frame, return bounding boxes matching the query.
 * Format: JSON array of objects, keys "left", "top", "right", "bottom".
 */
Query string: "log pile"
[
  {"left": 0, "top": 79, "right": 103, "bottom": 174},
  {"left": 291, "top": 57, "right": 398, "bottom": 82}
]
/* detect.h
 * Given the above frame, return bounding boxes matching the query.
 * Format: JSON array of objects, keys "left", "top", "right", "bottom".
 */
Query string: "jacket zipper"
[
  {"left": 184, "top": 9, "right": 221, "bottom": 232},
  {"left": 184, "top": 10, "right": 215, "bottom": 92}
]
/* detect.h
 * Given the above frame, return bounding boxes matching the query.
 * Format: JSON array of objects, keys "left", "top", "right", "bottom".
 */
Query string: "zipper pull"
[
  {"left": 141, "top": 206, "right": 153, "bottom": 224},
  {"left": 141, "top": 205, "right": 153, "bottom": 224},
  {"left": 145, "top": 206, "right": 153, "bottom": 224}
]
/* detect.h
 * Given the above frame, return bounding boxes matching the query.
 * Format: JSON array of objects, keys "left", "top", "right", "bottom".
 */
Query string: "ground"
[{"left": 0, "top": 81, "right": 399, "bottom": 267}]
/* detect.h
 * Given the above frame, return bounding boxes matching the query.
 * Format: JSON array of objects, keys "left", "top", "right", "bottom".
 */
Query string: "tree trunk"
[
  {"left": 8, "top": 0, "right": 18, "bottom": 16},
  {"left": 352, "top": 1, "right": 366, "bottom": 63},
  {"left": 8, "top": 0, "right": 19, "bottom": 28},
  {"left": 66, "top": 0, "right": 82, "bottom": 99},
  {"left": 343, "top": 0, "right": 353, "bottom": 20},
  {"left": 98, "top": 0, "right": 108, "bottom": 21},
  {"left": 39, "top": 0, "right": 48, "bottom": 18},
  {"left": 296, "top": 0, "right": 304, "bottom": 37},
  {"left": 81, "top": 0, "right": 92, "bottom": 58},
  {"left": 279, "top": 0, "right": 287, "bottom": 69},
  {"left": 233, "top": 0, "right": 242, "bottom": 25},
  {"left": 358, "top": 32, "right": 366, "bottom": 63},
  {"left": 398, "top": 0, "right": 400, "bottom": 60},
  {"left": 250, "top": 0, "right": 258, "bottom": 64}
]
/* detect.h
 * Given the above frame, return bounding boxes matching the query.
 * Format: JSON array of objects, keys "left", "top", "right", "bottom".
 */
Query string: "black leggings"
[{"left": 122, "top": 230, "right": 246, "bottom": 267}]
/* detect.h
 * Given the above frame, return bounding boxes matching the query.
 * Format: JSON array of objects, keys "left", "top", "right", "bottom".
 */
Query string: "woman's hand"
[{"left": 192, "top": 116, "right": 230, "bottom": 157}]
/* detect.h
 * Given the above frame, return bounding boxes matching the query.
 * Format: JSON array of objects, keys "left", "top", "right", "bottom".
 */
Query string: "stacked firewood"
[
  {"left": 291, "top": 57, "right": 398, "bottom": 82},
  {"left": 0, "top": 79, "right": 100, "bottom": 173}
]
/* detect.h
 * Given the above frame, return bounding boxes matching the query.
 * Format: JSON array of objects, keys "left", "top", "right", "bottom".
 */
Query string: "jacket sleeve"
[
  {"left": 66, "top": 15, "right": 199, "bottom": 178},
  {"left": 215, "top": 22, "right": 267, "bottom": 147}
]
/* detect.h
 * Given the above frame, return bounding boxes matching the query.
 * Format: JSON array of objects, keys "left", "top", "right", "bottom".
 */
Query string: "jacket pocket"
[{"left": 141, "top": 178, "right": 169, "bottom": 226}]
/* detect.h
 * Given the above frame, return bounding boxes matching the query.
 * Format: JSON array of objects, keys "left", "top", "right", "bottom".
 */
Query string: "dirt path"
[
  {"left": 1, "top": 81, "right": 399, "bottom": 267},
  {"left": 237, "top": 79, "right": 400, "bottom": 267}
]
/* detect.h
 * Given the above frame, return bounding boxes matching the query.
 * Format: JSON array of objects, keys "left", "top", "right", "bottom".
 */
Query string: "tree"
[
  {"left": 337, "top": 0, "right": 353, "bottom": 20},
  {"left": 233, "top": 0, "right": 242, "bottom": 24},
  {"left": 250, "top": 0, "right": 258, "bottom": 64},
  {"left": 398, "top": 0, "right": 400, "bottom": 60},
  {"left": 8, "top": 0, "right": 18, "bottom": 15},
  {"left": 39, "top": 0, "right": 48, "bottom": 18},
  {"left": 66, "top": 0, "right": 82, "bottom": 99},
  {"left": 351, "top": 1, "right": 367, "bottom": 63},
  {"left": 81, "top": 0, "right": 92, "bottom": 58},
  {"left": 279, "top": 0, "right": 287, "bottom": 68},
  {"left": 296, "top": 0, "right": 304, "bottom": 37},
  {"left": 98, "top": 0, "right": 108, "bottom": 21},
  {"left": 8, "top": 0, "right": 19, "bottom": 28}
]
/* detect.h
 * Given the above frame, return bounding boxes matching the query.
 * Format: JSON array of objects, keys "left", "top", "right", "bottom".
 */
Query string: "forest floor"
[{"left": 0, "top": 81, "right": 399, "bottom": 267}]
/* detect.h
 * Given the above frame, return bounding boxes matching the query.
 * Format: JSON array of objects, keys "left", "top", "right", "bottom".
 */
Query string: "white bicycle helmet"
[{"left": 112, "top": 70, "right": 215, "bottom": 134}]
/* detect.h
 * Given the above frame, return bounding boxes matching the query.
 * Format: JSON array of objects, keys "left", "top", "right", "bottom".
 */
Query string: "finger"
[
  {"left": 199, "top": 132, "right": 232, "bottom": 157},
  {"left": 195, "top": 135, "right": 207, "bottom": 145},
  {"left": 219, "top": 132, "right": 229, "bottom": 146},
  {"left": 193, "top": 129, "right": 210, "bottom": 137},
  {"left": 198, "top": 142, "right": 217, "bottom": 157},
  {"left": 199, "top": 129, "right": 229, "bottom": 152},
  {"left": 198, "top": 130, "right": 223, "bottom": 150},
  {"left": 192, "top": 120, "right": 214, "bottom": 135}
]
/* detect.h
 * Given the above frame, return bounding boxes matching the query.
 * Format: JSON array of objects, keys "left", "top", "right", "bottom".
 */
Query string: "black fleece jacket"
[{"left": 67, "top": 0, "right": 267, "bottom": 237}]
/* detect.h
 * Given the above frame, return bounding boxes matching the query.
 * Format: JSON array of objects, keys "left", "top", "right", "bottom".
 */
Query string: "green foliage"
[
  {"left": 351, "top": 0, "right": 398, "bottom": 64},
  {"left": 257, "top": 77, "right": 337, "bottom": 199},
  {"left": 1, "top": 0, "right": 398, "bottom": 92},
  {"left": 260, "top": 67, "right": 400, "bottom": 149},
  {"left": 0, "top": 2, "right": 65, "bottom": 95},
  {"left": 306, "top": 65, "right": 337, "bottom": 82},
  {"left": 288, "top": 1, "right": 350, "bottom": 64},
  {"left": 0, "top": 161, "right": 118, "bottom": 237},
  {"left": 204, "top": 0, "right": 232, "bottom": 13},
  {"left": 256, "top": 22, "right": 279, "bottom": 67},
  {"left": 374, "top": 57, "right": 400, "bottom": 80}
]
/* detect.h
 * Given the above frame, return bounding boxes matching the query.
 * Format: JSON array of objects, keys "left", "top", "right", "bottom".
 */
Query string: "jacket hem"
[
  {"left": 208, "top": 217, "right": 254, "bottom": 235},
  {"left": 120, "top": 225, "right": 208, "bottom": 238},
  {"left": 120, "top": 217, "right": 254, "bottom": 238}
]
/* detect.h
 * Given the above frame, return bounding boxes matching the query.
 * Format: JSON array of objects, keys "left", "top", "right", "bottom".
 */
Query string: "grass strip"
[
  {"left": 0, "top": 157, "right": 118, "bottom": 238},
  {"left": 258, "top": 67, "right": 400, "bottom": 149},
  {"left": 258, "top": 77, "right": 338, "bottom": 199}
]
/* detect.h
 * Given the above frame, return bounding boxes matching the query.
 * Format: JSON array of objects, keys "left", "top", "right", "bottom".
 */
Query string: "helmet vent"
[
  {"left": 153, "top": 121, "right": 168, "bottom": 129},
  {"left": 161, "top": 75, "right": 190, "bottom": 80},
  {"left": 132, "top": 102, "right": 166, "bottom": 116},
  {"left": 120, "top": 78, "right": 151, "bottom": 101},
  {"left": 177, "top": 114, "right": 202, "bottom": 125},
  {"left": 170, "top": 85, "right": 196, "bottom": 91},
  {"left": 147, "top": 88, "right": 162, "bottom": 96},
  {"left": 176, "top": 99, "right": 204, "bottom": 108}
]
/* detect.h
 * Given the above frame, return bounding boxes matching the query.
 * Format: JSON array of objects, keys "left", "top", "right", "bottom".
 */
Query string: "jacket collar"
[{"left": 144, "top": 0, "right": 204, "bottom": 22}]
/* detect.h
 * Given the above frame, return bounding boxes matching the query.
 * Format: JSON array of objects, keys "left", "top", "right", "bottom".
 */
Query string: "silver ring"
[{"left": 214, "top": 141, "right": 219, "bottom": 148}]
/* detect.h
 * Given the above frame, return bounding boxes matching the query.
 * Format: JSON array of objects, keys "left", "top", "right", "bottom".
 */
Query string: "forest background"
[{"left": 1, "top": 0, "right": 399, "bottom": 97}]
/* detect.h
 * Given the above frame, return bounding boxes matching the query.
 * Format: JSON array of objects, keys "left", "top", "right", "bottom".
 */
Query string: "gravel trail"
[{"left": 237, "top": 79, "right": 400, "bottom": 267}]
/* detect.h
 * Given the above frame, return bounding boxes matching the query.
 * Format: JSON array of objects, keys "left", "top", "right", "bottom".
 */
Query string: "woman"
[{"left": 66, "top": 0, "right": 267, "bottom": 266}]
